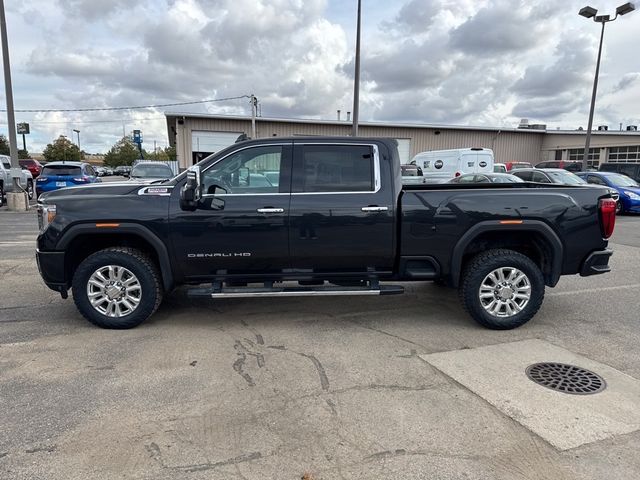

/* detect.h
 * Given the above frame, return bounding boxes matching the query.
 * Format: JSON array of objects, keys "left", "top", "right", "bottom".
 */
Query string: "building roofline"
[
  {"left": 546, "top": 130, "right": 640, "bottom": 136},
  {"left": 164, "top": 112, "right": 546, "bottom": 134}
]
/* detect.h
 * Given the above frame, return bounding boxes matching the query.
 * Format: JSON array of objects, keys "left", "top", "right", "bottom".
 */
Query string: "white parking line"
[{"left": 549, "top": 284, "right": 640, "bottom": 296}]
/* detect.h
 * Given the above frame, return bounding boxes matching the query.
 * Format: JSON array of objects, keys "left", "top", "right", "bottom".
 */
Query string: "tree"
[
  {"left": 145, "top": 146, "right": 177, "bottom": 162},
  {"left": 0, "top": 134, "right": 9, "bottom": 155},
  {"left": 18, "top": 149, "right": 30, "bottom": 159},
  {"left": 43, "top": 136, "right": 82, "bottom": 162},
  {"left": 103, "top": 136, "right": 141, "bottom": 167}
]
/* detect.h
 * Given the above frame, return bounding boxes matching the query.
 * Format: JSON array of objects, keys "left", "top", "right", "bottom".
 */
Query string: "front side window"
[
  {"left": 203, "top": 146, "right": 282, "bottom": 195},
  {"left": 299, "top": 145, "right": 374, "bottom": 193}
]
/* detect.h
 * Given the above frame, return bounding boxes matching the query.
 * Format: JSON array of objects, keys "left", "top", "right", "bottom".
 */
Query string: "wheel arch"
[
  {"left": 450, "top": 221, "right": 563, "bottom": 288},
  {"left": 58, "top": 223, "right": 174, "bottom": 292}
]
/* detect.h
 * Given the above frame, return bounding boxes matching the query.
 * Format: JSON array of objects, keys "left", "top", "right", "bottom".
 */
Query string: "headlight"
[
  {"left": 37, "top": 204, "right": 57, "bottom": 233},
  {"left": 623, "top": 190, "right": 640, "bottom": 201}
]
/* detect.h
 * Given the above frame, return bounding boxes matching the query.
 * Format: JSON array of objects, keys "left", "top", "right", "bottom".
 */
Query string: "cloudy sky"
[{"left": 1, "top": 0, "right": 639, "bottom": 153}]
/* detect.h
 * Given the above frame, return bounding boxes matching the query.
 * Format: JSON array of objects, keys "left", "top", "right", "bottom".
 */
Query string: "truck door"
[
  {"left": 169, "top": 143, "right": 292, "bottom": 279},
  {"left": 287, "top": 142, "right": 395, "bottom": 276}
]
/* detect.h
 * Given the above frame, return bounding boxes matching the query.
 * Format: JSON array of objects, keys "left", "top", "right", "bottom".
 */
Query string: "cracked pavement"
[{"left": 1, "top": 211, "right": 640, "bottom": 479}]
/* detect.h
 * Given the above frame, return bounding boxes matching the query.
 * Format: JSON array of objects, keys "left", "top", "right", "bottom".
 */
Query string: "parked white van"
[{"left": 410, "top": 148, "right": 494, "bottom": 183}]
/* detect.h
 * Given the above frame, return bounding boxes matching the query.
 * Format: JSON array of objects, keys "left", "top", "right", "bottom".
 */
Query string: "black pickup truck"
[{"left": 36, "top": 137, "right": 616, "bottom": 330}]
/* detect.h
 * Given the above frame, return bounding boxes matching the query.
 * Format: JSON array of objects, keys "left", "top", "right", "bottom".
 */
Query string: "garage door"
[
  {"left": 395, "top": 138, "right": 411, "bottom": 163},
  {"left": 191, "top": 131, "right": 243, "bottom": 154}
]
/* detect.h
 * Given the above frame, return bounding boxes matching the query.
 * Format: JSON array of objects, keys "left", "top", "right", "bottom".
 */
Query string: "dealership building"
[{"left": 165, "top": 112, "right": 640, "bottom": 170}]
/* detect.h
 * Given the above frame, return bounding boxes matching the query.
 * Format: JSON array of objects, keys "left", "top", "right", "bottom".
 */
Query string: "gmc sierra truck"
[{"left": 36, "top": 137, "right": 616, "bottom": 330}]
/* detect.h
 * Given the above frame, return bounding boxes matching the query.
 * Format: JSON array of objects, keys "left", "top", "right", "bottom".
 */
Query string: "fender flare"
[
  {"left": 449, "top": 220, "right": 563, "bottom": 288},
  {"left": 58, "top": 223, "right": 174, "bottom": 291}
]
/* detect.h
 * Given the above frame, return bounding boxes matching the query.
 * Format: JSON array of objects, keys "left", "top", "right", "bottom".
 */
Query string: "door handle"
[
  {"left": 257, "top": 208, "right": 284, "bottom": 214},
  {"left": 361, "top": 206, "right": 389, "bottom": 212}
]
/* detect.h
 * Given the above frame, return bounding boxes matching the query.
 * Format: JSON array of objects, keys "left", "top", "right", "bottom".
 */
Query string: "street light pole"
[
  {"left": 352, "top": 0, "right": 362, "bottom": 137},
  {"left": 579, "top": 3, "right": 635, "bottom": 171},
  {"left": 582, "top": 20, "right": 605, "bottom": 171},
  {"left": 0, "top": 0, "right": 20, "bottom": 191}
]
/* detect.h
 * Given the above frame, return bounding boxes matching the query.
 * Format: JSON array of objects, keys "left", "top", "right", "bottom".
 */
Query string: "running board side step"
[{"left": 187, "top": 284, "right": 404, "bottom": 298}]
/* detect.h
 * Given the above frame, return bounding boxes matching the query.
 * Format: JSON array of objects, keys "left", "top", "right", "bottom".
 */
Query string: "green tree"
[
  {"left": 145, "top": 146, "right": 177, "bottom": 162},
  {"left": 103, "top": 136, "right": 141, "bottom": 167},
  {"left": 43, "top": 136, "right": 82, "bottom": 162},
  {"left": 0, "top": 134, "right": 9, "bottom": 155},
  {"left": 18, "top": 149, "right": 30, "bottom": 159}
]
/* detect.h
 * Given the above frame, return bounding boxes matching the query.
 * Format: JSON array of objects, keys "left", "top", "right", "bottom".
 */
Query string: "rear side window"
[
  {"left": 299, "top": 145, "right": 374, "bottom": 192},
  {"left": 513, "top": 171, "right": 533, "bottom": 181},
  {"left": 42, "top": 165, "right": 82, "bottom": 176},
  {"left": 587, "top": 175, "right": 607, "bottom": 186}
]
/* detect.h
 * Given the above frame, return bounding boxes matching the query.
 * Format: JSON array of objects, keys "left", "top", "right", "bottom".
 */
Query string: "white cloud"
[{"left": 2, "top": 0, "right": 639, "bottom": 153}]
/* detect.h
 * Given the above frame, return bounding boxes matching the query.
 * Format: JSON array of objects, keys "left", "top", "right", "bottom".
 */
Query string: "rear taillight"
[
  {"left": 37, "top": 176, "right": 48, "bottom": 182},
  {"left": 599, "top": 198, "right": 616, "bottom": 239}
]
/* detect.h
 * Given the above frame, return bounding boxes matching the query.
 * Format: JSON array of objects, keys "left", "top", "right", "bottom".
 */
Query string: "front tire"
[
  {"left": 72, "top": 247, "right": 163, "bottom": 329},
  {"left": 459, "top": 249, "right": 544, "bottom": 330}
]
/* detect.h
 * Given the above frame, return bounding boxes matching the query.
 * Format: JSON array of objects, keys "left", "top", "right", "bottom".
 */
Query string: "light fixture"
[
  {"left": 616, "top": 2, "right": 635, "bottom": 15},
  {"left": 579, "top": 6, "right": 598, "bottom": 17}
]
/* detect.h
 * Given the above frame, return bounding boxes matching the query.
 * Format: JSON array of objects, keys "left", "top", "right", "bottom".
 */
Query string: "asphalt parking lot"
[{"left": 1, "top": 207, "right": 640, "bottom": 480}]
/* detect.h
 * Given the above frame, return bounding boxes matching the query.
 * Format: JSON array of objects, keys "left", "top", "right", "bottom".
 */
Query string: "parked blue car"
[
  {"left": 576, "top": 171, "right": 640, "bottom": 214},
  {"left": 36, "top": 162, "right": 101, "bottom": 198}
]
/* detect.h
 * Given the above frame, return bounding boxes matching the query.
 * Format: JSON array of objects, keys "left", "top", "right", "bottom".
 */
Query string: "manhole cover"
[{"left": 525, "top": 362, "right": 606, "bottom": 395}]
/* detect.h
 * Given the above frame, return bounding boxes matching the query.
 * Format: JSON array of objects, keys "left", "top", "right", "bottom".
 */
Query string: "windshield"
[
  {"left": 131, "top": 164, "right": 174, "bottom": 178},
  {"left": 607, "top": 174, "right": 640, "bottom": 188},
  {"left": 547, "top": 171, "right": 586, "bottom": 185},
  {"left": 42, "top": 165, "right": 82, "bottom": 176}
]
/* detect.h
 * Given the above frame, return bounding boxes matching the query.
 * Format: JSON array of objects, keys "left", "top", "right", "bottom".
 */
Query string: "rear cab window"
[{"left": 295, "top": 145, "right": 375, "bottom": 193}]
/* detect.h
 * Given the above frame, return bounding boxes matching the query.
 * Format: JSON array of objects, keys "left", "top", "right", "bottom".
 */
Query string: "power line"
[
  {"left": 0, "top": 95, "right": 250, "bottom": 113},
  {"left": 0, "top": 116, "right": 167, "bottom": 125}
]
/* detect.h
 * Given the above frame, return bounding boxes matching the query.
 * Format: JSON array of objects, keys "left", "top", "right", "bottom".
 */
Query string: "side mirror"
[{"left": 180, "top": 165, "right": 202, "bottom": 211}]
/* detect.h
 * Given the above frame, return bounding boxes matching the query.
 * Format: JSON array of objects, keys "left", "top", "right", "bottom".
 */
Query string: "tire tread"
[
  {"left": 459, "top": 248, "right": 544, "bottom": 330},
  {"left": 72, "top": 247, "right": 162, "bottom": 329}
]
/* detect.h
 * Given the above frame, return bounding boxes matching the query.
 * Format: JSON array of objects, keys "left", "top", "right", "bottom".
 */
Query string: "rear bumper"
[
  {"left": 580, "top": 249, "right": 613, "bottom": 277},
  {"left": 36, "top": 249, "right": 68, "bottom": 292}
]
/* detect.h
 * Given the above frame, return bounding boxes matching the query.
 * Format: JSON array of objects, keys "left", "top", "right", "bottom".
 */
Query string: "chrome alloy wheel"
[
  {"left": 479, "top": 267, "right": 531, "bottom": 318},
  {"left": 87, "top": 265, "right": 142, "bottom": 317}
]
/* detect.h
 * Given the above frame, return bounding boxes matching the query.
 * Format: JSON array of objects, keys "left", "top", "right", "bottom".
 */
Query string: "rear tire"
[
  {"left": 459, "top": 249, "right": 544, "bottom": 330},
  {"left": 72, "top": 247, "right": 163, "bottom": 329}
]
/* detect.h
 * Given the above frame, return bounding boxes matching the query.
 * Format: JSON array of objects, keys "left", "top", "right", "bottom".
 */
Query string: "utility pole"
[
  {"left": 250, "top": 94, "right": 257, "bottom": 139},
  {"left": 0, "top": 0, "right": 23, "bottom": 204},
  {"left": 351, "top": 0, "right": 362, "bottom": 137}
]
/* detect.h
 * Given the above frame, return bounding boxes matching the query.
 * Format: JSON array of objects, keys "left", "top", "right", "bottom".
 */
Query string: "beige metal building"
[{"left": 165, "top": 113, "right": 640, "bottom": 170}]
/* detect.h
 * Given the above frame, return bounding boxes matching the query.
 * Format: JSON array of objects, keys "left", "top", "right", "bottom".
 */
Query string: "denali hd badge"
[{"left": 188, "top": 253, "right": 252, "bottom": 258}]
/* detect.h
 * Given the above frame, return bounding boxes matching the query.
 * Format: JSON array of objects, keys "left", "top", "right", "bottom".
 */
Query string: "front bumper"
[
  {"left": 36, "top": 249, "right": 68, "bottom": 292},
  {"left": 580, "top": 249, "right": 613, "bottom": 277}
]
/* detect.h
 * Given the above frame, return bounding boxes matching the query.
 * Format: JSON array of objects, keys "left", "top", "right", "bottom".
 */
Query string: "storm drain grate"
[{"left": 525, "top": 362, "right": 606, "bottom": 395}]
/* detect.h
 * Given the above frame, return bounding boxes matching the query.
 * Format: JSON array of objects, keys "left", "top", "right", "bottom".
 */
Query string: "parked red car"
[
  {"left": 505, "top": 161, "right": 533, "bottom": 171},
  {"left": 19, "top": 159, "right": 43, "bottom": 178}
]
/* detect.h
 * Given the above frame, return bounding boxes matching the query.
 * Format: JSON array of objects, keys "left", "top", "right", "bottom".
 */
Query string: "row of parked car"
[
  {"left": 448, "top": 166, "right": 638, "bottom": 215},
  {"left": 402, "top": 148, "right": 640, "bottom": 215},
  {"left": 34, "top": 161, "right": 175, "bottom": 198}
]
